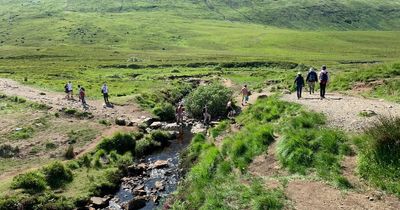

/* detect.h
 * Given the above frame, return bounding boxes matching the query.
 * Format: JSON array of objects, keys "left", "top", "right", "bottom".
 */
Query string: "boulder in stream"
[
  {"left": 152, "top": 160, "right": 169, "bottom": 169},
  {"left": 90, "top": 196, "right": 110, "bottom": 208}
]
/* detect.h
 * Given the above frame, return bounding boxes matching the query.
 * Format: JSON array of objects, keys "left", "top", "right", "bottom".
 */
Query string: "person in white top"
[
  {"left": 101, "top": 83, "right": 109, "bottom": 105},
  {"left": 66, "top": 81, "right": 73, "bottom": 100}
]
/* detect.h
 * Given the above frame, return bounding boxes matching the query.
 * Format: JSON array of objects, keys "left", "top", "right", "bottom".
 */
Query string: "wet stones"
[{"left": 151, "top": 160, "right": 169, "bottom": 169}]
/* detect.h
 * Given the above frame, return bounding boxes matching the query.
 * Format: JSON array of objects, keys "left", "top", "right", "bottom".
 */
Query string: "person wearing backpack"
[
  {"left": 294, "top": 72, "right": 305, "bottom": 99},
  {"left": 203, "top": 104, "right": 211, "bottom": 125},
  {"left": 306, "top": 67, "right": 318, "bottom": 94},
  {"left": 319, "top": 65, "right": 329, "bottom": 99},
  {"left": 66, "top": 81, "right": 73, "bottom": 100}
]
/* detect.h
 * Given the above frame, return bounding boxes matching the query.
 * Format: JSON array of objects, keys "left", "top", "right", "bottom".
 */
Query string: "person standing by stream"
[
  {"left": 176, "top": 103, "right": 184, "bottom": 125},
  {"left": 294, "top": 72, "right": 305, "bottom": 99}
]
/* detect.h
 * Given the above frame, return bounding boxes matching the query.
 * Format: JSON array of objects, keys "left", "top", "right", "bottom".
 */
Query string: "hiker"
[
  {"left": 79, "top": 86, "right": 88, "bottom": 109},
  {"left": 319, "top": 65, "right": 329, "bottom": 99},
  {"left": 176, "top": 103, "right": 184, "bottom": 125},
  {"left": 227, "top": 100, "right": 235, "bottom": 118},
  {"left": 306, "top": 67, "right": 318, "bottom": 94},
  {"left": 66, "top": 81, "right": 73, "bottom": 100},
  {"left": 203, "top": 104, "right": 211, "bottom": 125},
  {"left": 294, "top": 72, "right": 305, "bottom": 99},
  {"left": 241, "top": 85, "right": 249, "bottom": 106},
  {"left": 101, "top": 83, "right": 109, "bottom": 105},
  {"left": 64, "top": 83, "right": 69, "bottom": 99}
]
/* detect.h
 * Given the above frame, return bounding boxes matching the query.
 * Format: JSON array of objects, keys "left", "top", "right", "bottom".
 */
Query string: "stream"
[{"left": 107, "top": 126, "right": 194, "bottom": 210}]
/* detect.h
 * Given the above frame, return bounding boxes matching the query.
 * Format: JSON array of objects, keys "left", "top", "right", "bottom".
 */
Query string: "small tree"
[
  {"left": 43, "top": 161, "right": 73, "bottom": 189},
  {"left": 65, "top": 145, "right": 75, "bottom": 160},
  {"left": 185, "top": 83, "right": 233, "bottom": 119}
]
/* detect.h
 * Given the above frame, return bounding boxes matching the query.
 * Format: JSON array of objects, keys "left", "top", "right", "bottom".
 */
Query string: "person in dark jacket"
[
  {"left": 306, "top": 67, "right": 318, "bottom": 94},
  {"left": 319, "top": 65, "right": 329, "bottom": 99},
  {"left": 294, "top": 72, "right": 305, "bottom": 99}
]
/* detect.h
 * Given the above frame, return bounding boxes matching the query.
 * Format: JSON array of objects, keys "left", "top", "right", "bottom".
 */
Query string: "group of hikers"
[
  {"left": 63, "top": 82, "right": 110, "bottom": 108},
  {"left": 63, "top": 65, "right": 329, "bottom": 125},
  {"left": 294, "top": 65, "right": 329, "bottom": 99}
]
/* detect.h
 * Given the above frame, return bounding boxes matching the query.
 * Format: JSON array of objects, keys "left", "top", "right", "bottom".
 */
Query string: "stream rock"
[
  {"left": 155, "top": 181, "right": 165, "bottom": 191},
  {"left": 191, "top": 123, "right": 206, "bottom": 134},
  {"left": 90, "top": 196, "right": 110, "bottom": 208},
  {"left": 150, "top": 121, "right": 163, "bottom": 129},
  {"left": 163, "top": 123, "right": 180, "bottom": 130},
  {"left": 152, "top": 160, "right": 169, "bottom": 169}
]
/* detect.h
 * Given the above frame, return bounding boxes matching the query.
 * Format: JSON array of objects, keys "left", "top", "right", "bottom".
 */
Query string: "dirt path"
[
  {"left": 221, "top": 78, "right": 400, "bottom": 209},
  {"left": 0, "top": 78, "right": 151, "bottom": 180},
  {"left": 0, "top": 78, "right": 148, "bottom": 120},
  {"left": 281, "top": 92, "right": 400, "bottom": 132}
]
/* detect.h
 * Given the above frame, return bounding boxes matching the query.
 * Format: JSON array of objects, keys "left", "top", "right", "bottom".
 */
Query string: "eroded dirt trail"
[
  {"left": 0, "top": 78, "right": 148, "bottom": 119},
  {"left": 0, "top": 78, "right": 150, "bottom": 180},
  {"left": 281, "top": 92, "right": 400, "bottom": 132}
]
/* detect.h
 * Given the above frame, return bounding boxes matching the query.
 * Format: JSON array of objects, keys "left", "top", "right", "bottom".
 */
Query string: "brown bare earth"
[{"left": 0, "top": 78, "right": 150, "bottom": 180}]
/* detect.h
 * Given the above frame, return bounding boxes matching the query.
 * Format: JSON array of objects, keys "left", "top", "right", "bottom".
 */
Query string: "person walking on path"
[
  {"left": 241, "top": 85, "right": 249, "bottom": 106},
  {"left": 306, "top": 67, "right": 318, "bottom": 94},
  {"left": 203, "top": 104, "right": 211, "bottom": 125},
  {"left": 319, "top": 65, "right": 329, "bottom": 99},
  {"left": 294, "top": 72, "right": 305, "bottom": 99},
  {"left": 176, "top": 103, "right": 184, "bottom": 125},
  {"left": 66, "top": 81, "right": 73, "bottom": 100},
  {"left": 79, "top": 86, "right": 88, "bottom": 109},
  {"left": 101, "top": 83, "right": 110, "bottom": 105},
  {"left": 227, "top": 100, "right": 235, "bottom": 118}
]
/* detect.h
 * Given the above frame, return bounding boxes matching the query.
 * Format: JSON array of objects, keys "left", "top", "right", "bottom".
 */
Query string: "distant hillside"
[
  {"left": 0, "top": 0, "right": 400, "bottom": 63},
  {"left": 1, "top": 0, "right": 400, "bottom": 30}
]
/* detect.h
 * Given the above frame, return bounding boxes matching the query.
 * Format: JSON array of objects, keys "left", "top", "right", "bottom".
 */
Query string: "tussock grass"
[{"left": 357, "top": 116, "right": 400, "bottom": 196}]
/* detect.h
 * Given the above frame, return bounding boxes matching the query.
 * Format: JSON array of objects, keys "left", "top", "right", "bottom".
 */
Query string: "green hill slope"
[{"left": 2, "top": 0, "right": 399, "bottom": 30}]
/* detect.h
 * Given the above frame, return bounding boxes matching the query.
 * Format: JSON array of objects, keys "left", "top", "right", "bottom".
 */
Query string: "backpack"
[
  {"left": 320, "top": 72, "right": 328, "bottom": 84},
  {"left": 309, "top": 72, "right": 317, "bottom": 82}
]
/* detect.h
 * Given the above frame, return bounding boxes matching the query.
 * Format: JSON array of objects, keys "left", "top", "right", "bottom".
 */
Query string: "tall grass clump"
[
  {"left": 357, "top": 116, "right": 400, "bottom": 195},
  {"left": 276, "top": 108, "right": 351, "bottom": 187},
  {"left": 97, "top": 132, "right": 135, "bottom": 154}
]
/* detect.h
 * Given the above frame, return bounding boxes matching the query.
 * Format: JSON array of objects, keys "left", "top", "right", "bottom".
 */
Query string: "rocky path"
[
  {"left": 0, "top": 78, "right": 148, "bottom": 120},
  {"left": 281, "top": 92, "right": 400, "bottom": 132}
]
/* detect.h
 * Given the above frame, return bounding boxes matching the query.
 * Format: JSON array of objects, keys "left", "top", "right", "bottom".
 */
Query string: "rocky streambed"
[{"left": 107, "top": 126, "right": 194, "bottom": 210}]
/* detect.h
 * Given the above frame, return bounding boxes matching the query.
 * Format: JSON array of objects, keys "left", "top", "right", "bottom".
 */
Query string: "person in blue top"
[
  {"left": 294, "top": 72, "right": 305, "bottom": 99},
  {"left": 306, "top": 67, "right": 318, "bottom": 94}
]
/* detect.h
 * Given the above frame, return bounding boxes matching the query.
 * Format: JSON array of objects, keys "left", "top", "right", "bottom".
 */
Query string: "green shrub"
[
  {"left": 97, "top": 132, "right": 135, "bottom": 154},
  {"left": 135, "top": 137, "right": 161, "bottom": 157},
  {"left": 185, "top": 83, "right": 233, "bottom": 119},
  {"left": 150, "top": 130, "right": 173, "bottom": 146},
  {"left": 0, "top": 196, "right": 21, "bottom": 210},
  {"left": 12, "top": 171, "right": 47, "bottom": 193},
  {"left": 43, "top": 162, "right": 73, "bottom": 189},
  {"left": 152, "top": 102, "right": 175, "bottom": 121}
]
